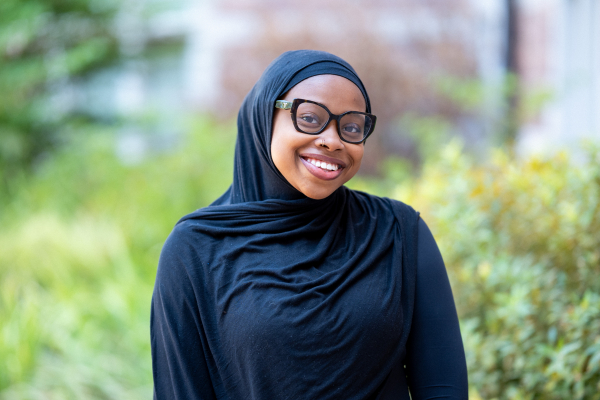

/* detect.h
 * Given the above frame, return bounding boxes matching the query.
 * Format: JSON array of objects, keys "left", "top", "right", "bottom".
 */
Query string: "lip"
[{"left": 299, "top": 153, "right": 346, "bottom": 181}]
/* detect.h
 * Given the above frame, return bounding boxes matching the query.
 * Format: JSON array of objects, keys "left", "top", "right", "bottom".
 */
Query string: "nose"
[{"left": 317, "top": 120, "right": 344, "bottom": 151}]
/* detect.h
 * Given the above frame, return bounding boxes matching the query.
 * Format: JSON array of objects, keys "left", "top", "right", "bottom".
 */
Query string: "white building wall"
[{"left": 518, "top": 0, "right": 600, "bottom": 157}]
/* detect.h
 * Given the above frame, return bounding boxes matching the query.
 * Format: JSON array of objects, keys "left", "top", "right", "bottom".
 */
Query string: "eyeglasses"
[{"left": 274, "top": 98, "right": 376, "bottom": 144}]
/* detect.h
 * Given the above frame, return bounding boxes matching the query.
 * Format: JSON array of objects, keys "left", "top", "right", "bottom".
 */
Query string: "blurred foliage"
[
  {"left": 355, "top": 141, "right": 600, "bottom": 399},
  {"left": 419, "top": 144, "right": 600, "bottom": 399},
  {"left": 1, "top": 113, "right": 599, "bottom": 398},
  {"left": 431, "top": 74, "right": 555, "bottom": 149},
  {"left": 0, "top": 119, "right": 236, "bottom": 399},
  {"left": 0, "top": 0, "right": 120, "bottom": 187}
]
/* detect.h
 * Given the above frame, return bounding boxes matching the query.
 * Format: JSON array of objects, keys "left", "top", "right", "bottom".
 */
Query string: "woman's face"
[{"left": 271, "top": 74, "right": 366, "bottom": 200}]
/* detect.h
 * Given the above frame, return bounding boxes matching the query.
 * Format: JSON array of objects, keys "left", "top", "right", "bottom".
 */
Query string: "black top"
[
  {"left": 151, "top": 213, "right": 467, "bottom": 399},
  {"left": 150, "top": 50, "right": 468, "bottom": 399}
]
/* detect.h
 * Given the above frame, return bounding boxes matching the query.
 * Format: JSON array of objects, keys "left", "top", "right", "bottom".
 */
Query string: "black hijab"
[
  {"left": 163, "top": 50, "right": 420, "bottom": 399},
  {"left": 212, "top": 50, "right": 370, "bottom": 204}
]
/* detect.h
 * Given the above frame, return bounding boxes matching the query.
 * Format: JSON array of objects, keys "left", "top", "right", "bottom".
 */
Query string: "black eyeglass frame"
[{"left": 274, "top": 98, "right": 377, "bottom": 144}]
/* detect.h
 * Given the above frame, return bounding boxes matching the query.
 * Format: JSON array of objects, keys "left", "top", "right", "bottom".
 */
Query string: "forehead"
[{"left": 283, "top": 74, "right": 367, "bottom": 113}]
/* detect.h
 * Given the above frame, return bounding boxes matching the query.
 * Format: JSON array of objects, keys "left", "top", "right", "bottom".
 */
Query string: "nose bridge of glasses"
[{"left": 320, "top": 115, "right": 345, "bottom": 143}]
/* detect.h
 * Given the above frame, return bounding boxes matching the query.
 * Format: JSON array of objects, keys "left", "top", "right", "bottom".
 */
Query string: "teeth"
[{"left": 307, "top": 158, "right": 340, "bottom": 171}]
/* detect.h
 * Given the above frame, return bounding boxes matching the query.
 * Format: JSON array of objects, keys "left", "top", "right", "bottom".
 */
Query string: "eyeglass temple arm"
[{"left": 275, "top": 100, "right": 292, "bottom": 110}]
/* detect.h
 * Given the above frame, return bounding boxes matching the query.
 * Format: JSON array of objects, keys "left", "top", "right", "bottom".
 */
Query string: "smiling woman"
[
  {"left": 271, "top": 74, "right": 367, "bottom": 199},
  {"left": 150, "top": 50, "right": 468, "bottom": 400}
]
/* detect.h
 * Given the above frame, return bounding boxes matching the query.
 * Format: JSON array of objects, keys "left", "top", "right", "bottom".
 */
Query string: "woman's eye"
[
  {"left": 299, "top": 114, "right": 319, "bottom": 125},
  {"left": 343, "top": 124, "right": 362, "bottom": 134}
]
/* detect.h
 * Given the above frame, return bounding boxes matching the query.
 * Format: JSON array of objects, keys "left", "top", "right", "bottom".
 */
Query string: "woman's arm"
[
  {"left": 405, "top": 218, "right": 468, "bottom": 399},
  {"left": 151, "top": 229, "right": 217, "bottom": 400}
]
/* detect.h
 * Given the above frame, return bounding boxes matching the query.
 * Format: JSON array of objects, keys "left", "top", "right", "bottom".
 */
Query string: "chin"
[{"left": 299, "top": 186, "right": 338, "bottom": 200}]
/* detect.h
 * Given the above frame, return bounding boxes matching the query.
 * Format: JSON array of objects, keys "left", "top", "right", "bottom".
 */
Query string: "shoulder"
[
  {"left": 156, "top": 218, "right": 212, "bottom": 282},
  {"left": 161, "top": 219, "right": 202, "bottom": 258}
]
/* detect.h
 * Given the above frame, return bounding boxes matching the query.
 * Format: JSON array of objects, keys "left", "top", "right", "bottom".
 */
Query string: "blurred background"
[{"left": 0, "top": 0, "right": 599, "bottom": 398}]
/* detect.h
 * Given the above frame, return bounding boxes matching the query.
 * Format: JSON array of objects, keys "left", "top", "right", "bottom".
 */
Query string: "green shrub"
[{"left": 356, "top": 142, "right": 600, "bottom": 399}]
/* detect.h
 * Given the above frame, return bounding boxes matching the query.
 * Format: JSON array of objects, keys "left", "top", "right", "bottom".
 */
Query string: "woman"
[{"left": 151, "top": 50, "right": 468, "bottom": 399}]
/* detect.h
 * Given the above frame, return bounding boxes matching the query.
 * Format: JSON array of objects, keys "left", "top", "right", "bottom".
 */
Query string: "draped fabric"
[{"left": 151, "top": 50, "right": 423, "bottom": 399}]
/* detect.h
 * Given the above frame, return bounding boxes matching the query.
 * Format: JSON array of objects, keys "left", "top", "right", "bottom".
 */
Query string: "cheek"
[
  {"left": 270, "top": 116, "right": 285, "bottom": 166},
  {"left": 349, "top": 146, "right": 364, "bottom": 169},
  {"left": 270, "top": 117, "right": 297, "bottom": 174}
]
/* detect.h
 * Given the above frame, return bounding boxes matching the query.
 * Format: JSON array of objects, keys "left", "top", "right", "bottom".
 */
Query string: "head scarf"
[
  {"left": 211, "top": 50, "right": 371, "bottom": 204},
  {"left": 172, "top": 50, "right": 420, "bottom": 399}
]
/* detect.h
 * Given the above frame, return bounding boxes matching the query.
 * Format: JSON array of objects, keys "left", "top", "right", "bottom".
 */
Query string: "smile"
[
  {"left": 299, "top": 155, "right": 345, "bottom": 181},
  {"left": 304, "top": 157, "right": 340, "bottom": 171}
]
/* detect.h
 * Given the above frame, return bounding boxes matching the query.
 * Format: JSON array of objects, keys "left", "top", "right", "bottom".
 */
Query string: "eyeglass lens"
[{"left": 295, "top": 102, "right": 373, "bottom": 143}]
